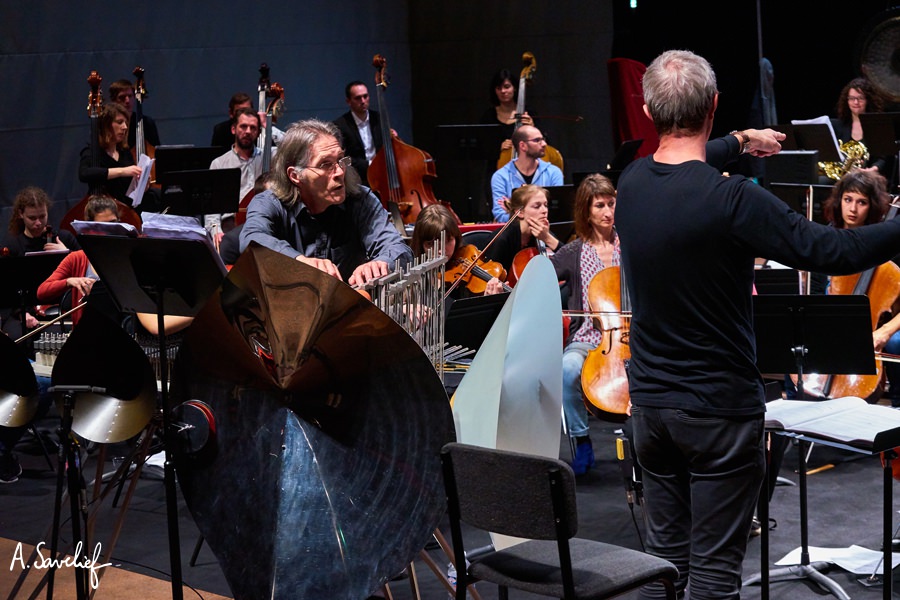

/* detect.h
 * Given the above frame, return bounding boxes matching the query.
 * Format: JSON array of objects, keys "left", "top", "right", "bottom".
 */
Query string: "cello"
[
  {"left": 367, "top": 54, "right": 459, "bottom": 226},
  {"left": 496, "top": 52, "right": 564, "bottom": 172},
  {"left": 579, "top": 266, "right": 631, "bottom": 422}
]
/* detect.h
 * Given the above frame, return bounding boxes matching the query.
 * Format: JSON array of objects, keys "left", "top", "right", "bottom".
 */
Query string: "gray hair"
[
  {"left": 270, "top": 118, "right": 361, "bottom": 206},
  {"left": 642, "top": 50, "right": 718, "bottom": 137}
]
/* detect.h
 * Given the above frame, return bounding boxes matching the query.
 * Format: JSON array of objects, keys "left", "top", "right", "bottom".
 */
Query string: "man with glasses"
[
  {"left": 240, "top": 119, "right": 412, "bottom": 287},
  {"left": 490, "top": 124, "right": 563, "bottom": 222}
]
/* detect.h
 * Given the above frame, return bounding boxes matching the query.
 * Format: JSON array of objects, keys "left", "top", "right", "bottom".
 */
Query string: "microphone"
[{"left": 616, "top": 436, "right": 635, "bottom": 507}]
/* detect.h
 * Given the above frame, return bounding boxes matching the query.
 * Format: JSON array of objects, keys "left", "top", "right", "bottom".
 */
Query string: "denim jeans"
[
  {"left": 561, "top": 342, "right": 596, "bottom": 438},
  {"left": 632, "top": 405, "right": 765, "bottom": 600}
]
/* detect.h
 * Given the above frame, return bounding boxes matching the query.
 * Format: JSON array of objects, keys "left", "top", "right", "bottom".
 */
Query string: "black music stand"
[
  {"left": 747, "top": 294, "right": 875, "bottom": 600},
  {"left": 859, "top": 112, "right": 900, "bottom": 190},
  {"left": 0, "top": 252, "right": 67, "bottom": 352},
  {"left": 544, "top": 184, "right": 576, "bottom": 242},
  {"left": 768, "top": 183, "right": 833, "bottom": 225},
  {"left": 773, "top": 123, "right": 842, "bottom": 162},
  {"left": 153, "top": 145, "right": 226, "bottom": 179},
  {"left": 77, "top": 233, "right": 227, "bottom": 600},
  {"left": 159, "top": 168, "right": 240, "bottom": 219},
  {"left": 433, "top": 124, "right": 501, "bottom": 222}
]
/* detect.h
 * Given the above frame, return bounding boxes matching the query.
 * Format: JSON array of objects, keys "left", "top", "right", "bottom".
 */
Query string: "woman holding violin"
[
  {"left": 482, "top": 184, "right": 560, "bottom": 283},
  {"left": 411, "top": 203, "right": 505, "bottom": 298},
  {"left": 548, "top": 174, "right": 618, "bottom": 475}
]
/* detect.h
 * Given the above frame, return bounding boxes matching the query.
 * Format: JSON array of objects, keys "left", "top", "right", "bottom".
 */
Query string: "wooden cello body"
[
  {"left": 580, "top": 266, "right": 631, "bottom": 422},
  {"left": 800, "top": 261, "right": 900, "bottom": 402},
  {"left": 367, "top": 54, "right": 458, "bottom": 226}
]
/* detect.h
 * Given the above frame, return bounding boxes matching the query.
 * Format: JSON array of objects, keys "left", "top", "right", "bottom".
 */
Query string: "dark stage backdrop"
[{"left": 1, "top": 1, "right": 895, "bottom": 225}]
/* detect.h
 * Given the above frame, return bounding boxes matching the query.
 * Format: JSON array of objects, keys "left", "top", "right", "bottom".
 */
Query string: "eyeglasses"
[
  {"left": 847, "top": 95, "right": 866, "bottom": 103},
  {"left": 527, "top": 137, "right": 546, "bottom": 144},
  {"left": 306, "top": 156, "right": 352, "bottom": 174}
]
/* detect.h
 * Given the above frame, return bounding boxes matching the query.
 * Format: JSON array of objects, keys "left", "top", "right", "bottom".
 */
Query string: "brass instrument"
[{"left": 819, "top": 139, "right": 870, "bottom": 181}]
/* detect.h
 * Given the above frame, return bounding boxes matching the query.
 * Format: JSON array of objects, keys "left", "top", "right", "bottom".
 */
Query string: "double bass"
[
  {"left": 235, "top": 77, "right": 284, "bottom": 226},
  {"left": 367, "top": 54, "right": 459, "bottom": 226},
  {"left": 496, "top": 52, "right": 564, "bottom": 171},
  {"left": 132, "top": 66, "right": 156, "bottom": 185},
  {"left": 579, "top": 266, "right": 631, "bottom": 422}
]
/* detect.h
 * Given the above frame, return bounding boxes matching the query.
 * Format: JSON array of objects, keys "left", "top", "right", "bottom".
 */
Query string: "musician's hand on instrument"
[
  {"left": 43, "top": 240, "right": 68, "bottom": 252},
  {"left": 485, "top": 278, "right": 504, "bottom": 296},
  {"left": 403, "top": 303, "right": 432, "bottom": 330},
  {"left": 874, "top": 326, "right": 893, "bottom": 352},
  {"left": 743, "top": 128, "right": 785, "bottom": 158},
  {"left": 66, "top": 277, "right": 95, "bottom": 296},
  {"left": 349, "top": 260, "right": 389, "bottom": 287},
  {"left": 520, "top": 112, "right": 534, "bottom": 126},
  {"left": 390, "top": 128, "right": 399, "bottom": 139},
  {"left": 500, "top": 139, "right": 513, "bottom": 152},
  {"left": 25, "top": 313, "right": 39, "bottom": 329},
  {"left": 296, "top": 255, "right": 342, "bottom": 280}
]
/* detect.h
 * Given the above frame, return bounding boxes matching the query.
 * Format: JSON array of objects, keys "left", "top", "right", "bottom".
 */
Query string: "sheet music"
[
  {"left": 127, "top": 153, "right": 155, "bottom": 208},
  {"left": 71, "top": 220, "right": 138, "bottom": 237},
  {"left": 766, "top": 397, "right": 900, "bottom": 449},
  {"left": 790, "top": 115, "right": 842, "bottom": 159}
]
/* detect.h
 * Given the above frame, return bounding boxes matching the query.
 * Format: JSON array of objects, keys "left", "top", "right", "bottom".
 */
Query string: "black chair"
[
  {"left": 440, "top": 442, "right": 678, "bottom": 600},
  {"left": 460, "top": 229, "right": 495, "bottom": 251}
]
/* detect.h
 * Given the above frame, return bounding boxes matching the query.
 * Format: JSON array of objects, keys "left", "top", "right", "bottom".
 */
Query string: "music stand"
[
  {"left": 768, "top": 183, "right": 833, "bottom": 225},
  {"left": 444, "top": 292, "right": 509, "bottom": 352},
  {"left": 544, "top": 184, "right": 576, "bottom": 242},
  {"left": 859, "top": 112, "right": 900, "bottom": 190},
  {"left": 433, "top": 124, "right": 501, "bottom": 222},
  {"left": 153, "top": 145, "right": 225, "bottom": 179},
  {"left": 77, "top": 233, "right": 227, "bottom": 600},
  {"left": 0, "top": 252, "right": 67, "bottom": 352},
  {"left": 748, "top": 294, "right": 874, "bottom": 600},
  {"left": 159, "top": 168, "right": 240, "bottom": 218}
]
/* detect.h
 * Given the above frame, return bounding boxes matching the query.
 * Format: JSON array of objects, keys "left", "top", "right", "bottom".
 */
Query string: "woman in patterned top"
[{"left": 549, "top": 173, "right": 618, "bottom": 475}]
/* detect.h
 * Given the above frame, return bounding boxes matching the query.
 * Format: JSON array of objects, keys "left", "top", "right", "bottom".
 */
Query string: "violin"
[
  {"left": 445, "top": 244, "right": 513, "bottom": 296},
  {"left": 507, "top": 239, "right": 547, "bottom": 287},
  {"left": 579, "top": 266, "right": 631, "bottom": 422}
]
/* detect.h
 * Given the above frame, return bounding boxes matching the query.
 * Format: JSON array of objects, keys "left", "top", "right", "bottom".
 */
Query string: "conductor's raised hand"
[{"left": 744, "top": 128, "right": 786, "bottom": 158}]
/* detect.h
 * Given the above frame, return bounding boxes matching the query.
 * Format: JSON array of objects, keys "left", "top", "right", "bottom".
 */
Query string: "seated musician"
[
  {"left": 490, "top": 125, "right": 562, "bottom": 223},
  {"left": 1, "top": 186, "right": 80, "bottom": 342},
  {"left": 36, "top": 194, "right": 119, "bottom": 328},
  {"left": 410, "top": 203, "right": 504, "bottom": 299},
  {"left": 211, "top": 92, "right": 252, "bottom": 149},
  {"left": 482, "top": 183, "right": 560, "bottom": 281},
  {"left": 821, "top": 169, "right": 900, "bottom": 406},
  {"left": 78, "top": 102, "right": 156, "bottom": 211},
  {"left": 239, "top": 118, "right": 412, "bottom": 287},
  {"left": 548, "top": 174, "right": 618, "bottom": 475},
  {"left": 208, "top": 107, "right": 274, "bottom": 237}
]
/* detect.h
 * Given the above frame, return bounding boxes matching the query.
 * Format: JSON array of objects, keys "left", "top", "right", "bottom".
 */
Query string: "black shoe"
[
  {"left": 0, "top": 451, "right": 23, "bottom": 484},
  {"left": 750, "top": 517, "right": 762, "bottom": 537}
]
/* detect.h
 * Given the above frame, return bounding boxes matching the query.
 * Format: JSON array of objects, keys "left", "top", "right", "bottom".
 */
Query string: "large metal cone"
[
  {"left": 0, "top": 330, "right": 39, "bottom": 428},
  {"left": 171, "top": 243, "right": 455, "bottom": 599}
]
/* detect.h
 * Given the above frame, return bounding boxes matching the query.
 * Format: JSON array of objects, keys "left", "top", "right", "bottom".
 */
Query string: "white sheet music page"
[
  {"left": 790, "top": 115, "right": 842, "bottom": 159},
  {"left": 126, "top": 153, "right": 155, "bottom": 208}
]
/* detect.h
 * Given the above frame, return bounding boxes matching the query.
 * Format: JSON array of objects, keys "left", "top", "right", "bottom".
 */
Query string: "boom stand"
[
  {"left": 77, "top": 234, "right": 227, "bottom": 600},
  {"left": 746, "top": 294, "right": 875, "bottom": 600}
]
